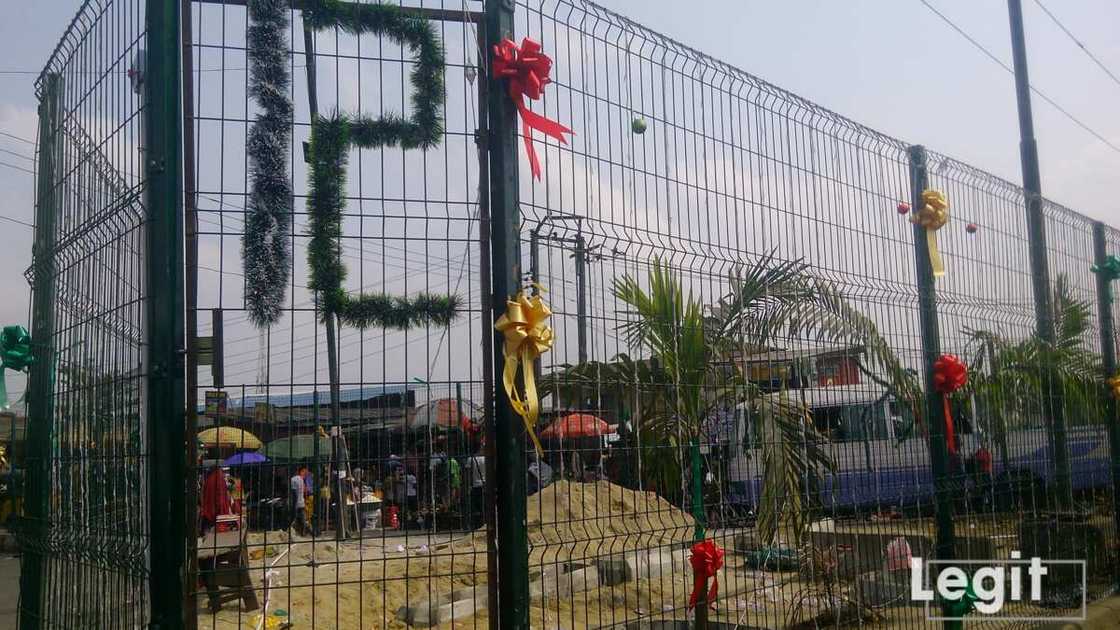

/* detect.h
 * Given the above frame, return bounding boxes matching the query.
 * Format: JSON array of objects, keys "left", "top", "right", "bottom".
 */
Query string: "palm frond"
[{"left": 757, "top": 390, "right": 836, "bottom": 545}]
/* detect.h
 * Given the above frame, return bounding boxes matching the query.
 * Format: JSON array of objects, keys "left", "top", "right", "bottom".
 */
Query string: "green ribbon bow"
[
  {"left": 1091, "top": 255, "right": 1120, "bottom": 281},
  {"left": 943, "top": 582, "right": 979, "bottom": 618},
  {"left": 0, "top": 325, "right": 33, "bottom": 410}
]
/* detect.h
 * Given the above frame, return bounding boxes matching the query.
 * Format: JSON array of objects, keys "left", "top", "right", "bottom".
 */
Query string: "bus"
[{"left": 726, "top": 384, "right": 1112, "bottom": 512}]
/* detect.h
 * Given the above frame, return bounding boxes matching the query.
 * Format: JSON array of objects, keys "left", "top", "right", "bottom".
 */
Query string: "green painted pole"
[
  {"left": 690, "top": 439, "right": 705, "bottom": 542},
  {"left": 908, "top": 145, "right": 958, "bottom": 630},
  {"left": 690, "top": 438, "right": 707, "bottom": 628},
  {"left": 146, "top": 1, "right": 186, "bottom": 627},
  {"left": 1007, "top": 0, "right": 1071, "bottom": 510},
  {"left": 484, "top": 0, "right": 530, "bottom": 628},
  {"left": 1091, "top": 222, "right": 1120, "bottom": 584},
  {"left": 18, "top": 71, "right": 62, "bottom": 630}
]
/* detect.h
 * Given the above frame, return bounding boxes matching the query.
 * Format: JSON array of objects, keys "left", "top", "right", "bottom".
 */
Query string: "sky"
[{"left": 0, "top": 0, "right": 1119, "bottom": 404}]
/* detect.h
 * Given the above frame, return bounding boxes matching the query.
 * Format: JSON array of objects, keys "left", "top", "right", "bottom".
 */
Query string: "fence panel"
[
  {"left": 186, "top": 1, "right": 492, "bottom": 628},
  {"left": 509, "top": 1, "right": 1118, "bottom": 628},
  {"left": 20, "top": 1, "right": 152, "bottom": 628}
]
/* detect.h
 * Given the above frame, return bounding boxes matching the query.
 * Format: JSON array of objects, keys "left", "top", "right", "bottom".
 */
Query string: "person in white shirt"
[
  {"left": 465, "top": 450, "right": 486, "bottom": 529},
  {"left": 289, "top": 465, "right": 311, "bottom": 535}
]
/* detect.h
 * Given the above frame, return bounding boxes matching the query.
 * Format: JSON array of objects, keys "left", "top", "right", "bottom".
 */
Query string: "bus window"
[
  {"left": 812, "top": 403, "right": 889, "bottom": 442},
  {"left": 735, "top": 407, "right": 762, "bottom": 451}
]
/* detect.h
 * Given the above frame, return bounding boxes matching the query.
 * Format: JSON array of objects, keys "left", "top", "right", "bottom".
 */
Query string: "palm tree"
[
  {"left": 964, "top": 274, "right": 1103, "bottom": 476},
  {"left": 604, "top": 253, "right": 914, "bottom": 544}
]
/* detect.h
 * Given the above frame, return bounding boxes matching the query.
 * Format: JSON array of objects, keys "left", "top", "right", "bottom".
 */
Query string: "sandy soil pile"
[
  {"left": 203, "top": 481, "right": 698, "bottom": 629},
  {"left": 489, "top": 479, "right": 696, "bottom": 564}
]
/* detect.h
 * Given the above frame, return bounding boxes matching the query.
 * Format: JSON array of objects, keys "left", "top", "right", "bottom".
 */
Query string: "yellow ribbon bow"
[
  {"left": 495, "top": 290, "right": 554, "bottom": 454},
  {"left": 911, "top": 189, "right": 949, "bottom": 277},
  {"left": 1108, "top": 374, "right": 1120, "bottom": 399}
]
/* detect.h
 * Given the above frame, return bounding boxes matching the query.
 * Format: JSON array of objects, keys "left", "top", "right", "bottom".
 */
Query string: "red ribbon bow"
[
  {"left": 688, "top": 539, "right": 724, "bottom": 610},
  {"left": 933, "top": 354, "right": 968, "bottom": 456},
  {"left": 492, "top": 37, "right": 574, "bottom": 179}
]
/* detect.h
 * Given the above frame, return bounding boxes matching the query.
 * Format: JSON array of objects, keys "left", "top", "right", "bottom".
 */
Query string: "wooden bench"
[{"left": 198, "top": 514, "right": 259, "bottom": 614}]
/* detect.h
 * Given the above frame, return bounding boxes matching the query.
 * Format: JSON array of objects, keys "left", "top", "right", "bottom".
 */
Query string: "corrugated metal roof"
[{"left": 200, "top": 384, "right": 412, "bottom": 411}]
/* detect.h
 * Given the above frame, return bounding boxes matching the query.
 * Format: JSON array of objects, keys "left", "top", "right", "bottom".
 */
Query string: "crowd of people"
[{"left": 197, "top": 433, "right": 611, "bottom": 537}]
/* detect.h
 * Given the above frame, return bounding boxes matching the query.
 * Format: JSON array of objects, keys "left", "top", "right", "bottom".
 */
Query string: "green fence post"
[
  {"left": 908, "top": 145, "right": 958, "bottom": 630},
  {"left": 146, "top": 1, "right": 186, "bottom": 628},
  {"left": 1091, "top": 222, "right": 1120, "bottom": 584},
  {"left": 18, "top": 71, "right": 62, "bottom": 630},
  {"left": 484, "top": 0, "right": 531, "bottom": 627}
]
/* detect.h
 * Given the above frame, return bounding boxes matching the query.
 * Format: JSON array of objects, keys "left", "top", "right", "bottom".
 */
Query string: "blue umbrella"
[{"left": 222, "top": 451, "right": 268, "bottom": 467}]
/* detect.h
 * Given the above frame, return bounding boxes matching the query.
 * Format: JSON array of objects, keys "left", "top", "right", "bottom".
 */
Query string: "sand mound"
[
  {"left": 206, "top": 480, "right": 696, "bottom": 629},
  {"left": 520, "top": 480, "right": 695, "bottom": 564}
]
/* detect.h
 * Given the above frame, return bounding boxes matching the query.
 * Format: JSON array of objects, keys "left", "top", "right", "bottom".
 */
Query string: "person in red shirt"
[
  {"left": 967, "top": 445, "right": 994, "bottom": 511},
  {"left": 974, "top": 446, "right": 993, "bottom": 475},
  {"left": 199, "top": 466, "right": 233, "bottom": 533}
]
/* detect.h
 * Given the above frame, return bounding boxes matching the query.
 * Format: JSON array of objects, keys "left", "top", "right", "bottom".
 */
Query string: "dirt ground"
[{"left": 195, "top": 483, "right": 1103, "bottom": 630}]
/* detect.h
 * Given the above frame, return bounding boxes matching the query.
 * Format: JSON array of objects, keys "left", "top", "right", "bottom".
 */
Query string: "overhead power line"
[
  {"left": 0, "top": 213, "right": 34, "bottom": 229},
  {"left": 0, "top": 160, "right": 35, "bottom": 176},
  {"left": 0, "top": 130, "right": 36, "bottom": 145},
  {"left": 1031, "top": 0, "right": 1120, "bottom": 91},
  {"left": 0, "top": 147, "right": 34, "bottom": 162},
  {"left": 918, "top": 0, "right": 1120, "bottom": 156}
]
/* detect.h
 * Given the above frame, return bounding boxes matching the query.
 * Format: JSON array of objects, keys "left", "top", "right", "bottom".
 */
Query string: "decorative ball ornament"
[
  {"left": 897, "top": 202, "right": 911, "bottom": 215},
  {"left": 631, "top": 117, "right": 648, "bottom": 134},
  {"left": 966, "top": 223, "right": 978, "bottom": 234},
  {"left": 932, "top": 354, "right": 968, "bottom": 393}
]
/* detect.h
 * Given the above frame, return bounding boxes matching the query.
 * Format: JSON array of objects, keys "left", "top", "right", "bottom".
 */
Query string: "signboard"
[
  {"left": 196, "top": 336, "right": 214, "bottom": 366},
  {"left": 253, "top": 402, "right": 272, "bottom": 423},
  {"left": 205, "top": 390, "right": 228, "bottom": 416}
]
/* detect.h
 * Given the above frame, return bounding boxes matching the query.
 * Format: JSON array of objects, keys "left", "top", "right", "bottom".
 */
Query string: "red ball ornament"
[
  {"left": 966, "top": 223, "right": 978, "bottom": 234},
  {"left": 897, "top": 202, "right": 911, "bottom": 215},
  {"left": 932, "top": 354, "right": 967, "bottom": 394}
]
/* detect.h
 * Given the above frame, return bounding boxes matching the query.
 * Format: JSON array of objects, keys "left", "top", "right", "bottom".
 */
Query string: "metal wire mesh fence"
[
  {"left": 19, "top": 1, "right": 154, "bottom": 628},
  {"left": 17, "top": 0, "right": 1120, "bottom": 629}
]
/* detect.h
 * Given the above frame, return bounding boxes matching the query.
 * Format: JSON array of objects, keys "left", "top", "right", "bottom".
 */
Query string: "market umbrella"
[
  {"left": 539, "top": 413, "right": 616, "bottom": 439},
  {"left": 408, "top": 398, "right": 483, "bottom": 432},
  {"left": 263, "top": 433, "right": 333, "bottom": 463},
  {"left": 222, "top": 451, "right": 267, "bottom": 467},
  {"left": 198, "top": 427, "right": 262, "bottom": 450}
]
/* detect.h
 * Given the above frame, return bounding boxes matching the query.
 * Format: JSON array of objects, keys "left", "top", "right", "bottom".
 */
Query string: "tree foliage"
[{"left": 558, "top": 253, "right": 912, "bottom": 541}]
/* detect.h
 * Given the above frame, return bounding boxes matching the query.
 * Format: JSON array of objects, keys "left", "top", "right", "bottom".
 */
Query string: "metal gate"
[{"left": 19, "top": 0, "right": 184, "bottom": 628}]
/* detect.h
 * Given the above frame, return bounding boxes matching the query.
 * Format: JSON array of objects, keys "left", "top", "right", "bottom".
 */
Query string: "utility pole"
[
  {"left": 528, "top": 214, "right": 590, "bottom": 366},
  {"left": 574, "top": 231, "right": 588, "bottom": 365},
  {"left": 1092, "top": 223, "right": 1120, "bottom": 582},
  {"left": 1007, "top": 0, "right": 1071, "bottom": 510},
  {"left": 301, "top": 19, "right": 348, "bottom": 541}
]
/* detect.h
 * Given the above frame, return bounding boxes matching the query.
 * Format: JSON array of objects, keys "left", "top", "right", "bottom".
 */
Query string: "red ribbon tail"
[
  {"left": 707, "top": 574, "right": 719, "bottom": 609},
  {"left": 520, "top": 115, "right": 541, "bottom": 180},
  {"left": 516, "top": 100, "right": 572, "bottom": 180},
  {"left": 519, "top": 104, "right": 573, "bottom": 142},
  {"left": 943, "top": 395, "right": 956, "bottom": 456},
  {"left": 688, "top": 575, "right": 705, "bottom": 610}
]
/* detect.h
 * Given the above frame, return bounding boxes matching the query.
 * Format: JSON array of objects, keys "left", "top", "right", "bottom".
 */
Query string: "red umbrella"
[
  {"left": 409, "top": 398, "right": 483, "bottom": 433},
  {"left": 539, "top": 413, "right": 616, "bottom": 439}
]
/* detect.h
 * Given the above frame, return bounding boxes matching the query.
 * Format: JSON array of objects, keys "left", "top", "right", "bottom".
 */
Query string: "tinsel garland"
[
  {"left": 304, "top": 0, "right": 445, "bottom": 149},
  {"left": 243, "top": 0, "right": 294, "bottom": 326},
  {"left": 307, "top": 114, "right": 459, "bottom": 329},
  {"left": 301, "top": 2, "right": 455, "bottom": 328}
]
